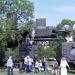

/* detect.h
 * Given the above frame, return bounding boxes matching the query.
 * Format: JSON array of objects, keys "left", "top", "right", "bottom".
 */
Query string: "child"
[
  {"left": 35, "top": 60, "right": 39, "bottom": 73},
  {"left": 39, "top": 60, "right": 43, "bottom": 72},
  {"left": 53, "top": 59, "right": 59, "bottom": 75}
]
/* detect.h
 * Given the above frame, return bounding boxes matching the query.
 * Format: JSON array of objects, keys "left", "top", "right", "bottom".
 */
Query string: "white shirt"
[
  {"left": 60, "top": 60, "right": 68, "bottom": 68},
  {"left": 39, "top": 62, "right": 42, "bottom": 67},
  {"left": 24, "top": 56, "right": 33, "bottom": 65},
  {"left": 35, "top": 61, "right": 39, "bottom": 68},
  {"left": 28, "top": 58, "right": 33, "bottom": 65},
  {"left": 7, "top": 58, "right": 13, "bottom": 67},
  {"left": 24, "top": 57, "right": 28, "bottom": 64}
]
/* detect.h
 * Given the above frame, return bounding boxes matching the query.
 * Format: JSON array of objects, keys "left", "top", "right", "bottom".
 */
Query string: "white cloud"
[{"left": 52, "top": 6, "right": 75, "bottom": 13}]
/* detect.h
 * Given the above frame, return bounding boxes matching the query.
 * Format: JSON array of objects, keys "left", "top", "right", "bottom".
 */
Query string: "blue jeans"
[
  {"left": 7, "top": 67, "right": 13, "bottom": 75},
  {"left": 26, "top": 65, "right": 32, "bottom": 72}
]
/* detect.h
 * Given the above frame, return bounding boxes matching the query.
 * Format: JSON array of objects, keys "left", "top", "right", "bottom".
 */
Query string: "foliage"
[
  {"left": 12, "top": 47, "right": 19, "bottom": 60},
  {"left": 20, "top": 20, "right": 34, "bottom": 33},
  {"left": 38, "top": 42, "right": 58, "bottom": 58},
  {"left": 0, "top": 0, "right": 34, "bottom": 47},
  {"left": 56, "top": 19, "right": 75, "bottom": 29},
  {"left": 0, "top": 0, "right": 34, "bottom": 59},
  {"left": 0, "top": 0, "right": 4, "bottom": 12},
  {"left": 56, "top": 19, "right": 75, "bottom": 41}
]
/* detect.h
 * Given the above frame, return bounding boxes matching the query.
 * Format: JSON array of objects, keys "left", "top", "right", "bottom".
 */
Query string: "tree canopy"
[
  {"left": 0, "top": 0, "right": 34, "bottom": 47},
  {"left": 56, "top": 19, "right": 75, "bottom": 29}
]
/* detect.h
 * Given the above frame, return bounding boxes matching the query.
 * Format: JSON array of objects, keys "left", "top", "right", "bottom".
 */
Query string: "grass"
[
  {"left": 0, "top": 71, "right": 75, "bottom": 75},
  {"left": 0, "top": 69, "right": 75, "bottom": 75},
  {"left": 0, "top": 72, "right": 50, "bottom": 75},
  {"left": 68, "top": 70, "right": 75, "bottom": 75}
]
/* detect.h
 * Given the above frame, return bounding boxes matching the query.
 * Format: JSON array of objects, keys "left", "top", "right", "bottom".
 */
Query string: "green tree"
[
  {"left": 0, "top": 0, "right": 34, "bottom": 47},
  {"left": 56, "top": 19, "right": 75, "bottom": 41},
  {"left": 0, "top": 0, "right": 34, "bottom": 58},
  {"left": 38, "top": 42, "right": 58, "bottom": 58},
  {"left": 0, "top": 0, "right": 4, "bottom": 12},
  {"left": 56, "top": 19, "right": 75, "bottom": 29}
]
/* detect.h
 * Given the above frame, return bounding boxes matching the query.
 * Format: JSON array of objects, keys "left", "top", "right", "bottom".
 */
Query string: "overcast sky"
[{"left": 30, "top": 0, "right": 75, "bottom": 26}]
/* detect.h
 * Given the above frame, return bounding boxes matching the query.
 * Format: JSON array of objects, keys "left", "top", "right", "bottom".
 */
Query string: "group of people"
[
  {"left": 20, "top": 55, "right": 33, "bottom": 73},
  {"left": 6, "top": 55, "right": 70, "bottom": 75},
  {"left": 19, "top": 56, "right": 49, "bottom": 73}
]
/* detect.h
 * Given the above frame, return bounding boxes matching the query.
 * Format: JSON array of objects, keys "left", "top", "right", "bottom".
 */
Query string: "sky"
[{"left": 30, "top": 0, "right": 75, "bottom": 26}]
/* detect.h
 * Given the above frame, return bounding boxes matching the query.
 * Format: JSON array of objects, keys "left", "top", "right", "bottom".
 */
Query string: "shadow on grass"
[{"left": 68, "top": 70, "right": 75, "bottom": 74}]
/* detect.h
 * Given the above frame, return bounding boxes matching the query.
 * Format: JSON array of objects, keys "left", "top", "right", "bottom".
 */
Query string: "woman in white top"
[{"left": 59, "top": 57, "right": 70, "bottom": 75}]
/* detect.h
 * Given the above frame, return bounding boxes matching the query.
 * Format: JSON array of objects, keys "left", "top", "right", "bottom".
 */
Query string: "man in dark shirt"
[{"left": 19, "top": 56, "right": 24, "bottom": 72}]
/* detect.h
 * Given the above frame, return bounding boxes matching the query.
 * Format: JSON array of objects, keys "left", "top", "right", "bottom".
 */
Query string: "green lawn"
[
  {"left": 0, "top": 72, "right": 50, "bottom": 75},
  {"left": 0, "top": 71, "right": 75, "bottom": 75},
  {"left": 68, "top": 70, "right": 75, "bottom": 75}
]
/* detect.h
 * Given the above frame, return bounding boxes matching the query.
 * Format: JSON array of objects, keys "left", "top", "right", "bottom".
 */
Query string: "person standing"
[
  {"left": 24, "top": 56, "right": 28, "bottom": 72},
  {"left": 39, "top": 60, "right": 43, "bottom": 72},
  {"left": 42, "top": 57, "right": 46, "bottom": 72},
  {"left": 59, "top": 57, "right": 70, "bottom": 75},
  {"left": 19, "top": 56, "right": 24, "bottom": 72},
  {"left": 6, "top": 56, "right": 14, "bottom": 75},
  {"left": 35, "top": 60, "right": 39, "bottom": 73},
  {"left": 25, "top": 56, "right": 33, "bottom": 72},
  {"left": 53, "top": 58, "right": 59, "bottom": 75},
  {"left": 28, "top": 56, "right": 33, "bottom": 72},
  {"left": 42, "top": 57, "right": 49, "bottom": 73}
]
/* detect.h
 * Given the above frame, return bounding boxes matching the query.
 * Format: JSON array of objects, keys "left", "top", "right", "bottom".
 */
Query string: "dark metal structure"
[
  {"left": 33, "top": 19, "right": 75, "bottom": 66},
  {"left": 19, "top": 18, "right": 56, "bottom": 59},
  {"left": 19, "top": 18, "right": 57, "bottom": 58},
  {"left": 19, "top": 18, "right": 75, "bottom": 64},
  {"left": 62, "top": 42, "right": 75, "bottom": 64}
]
